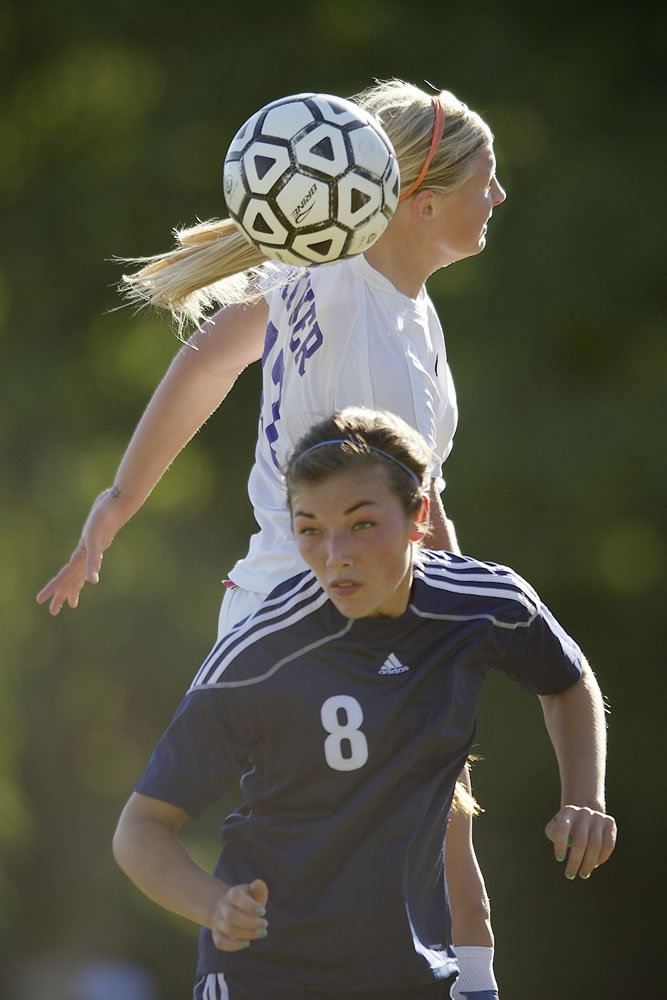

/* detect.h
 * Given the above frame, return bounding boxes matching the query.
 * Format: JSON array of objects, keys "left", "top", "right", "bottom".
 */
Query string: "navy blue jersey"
[{"left": 136, "top": 551, "right": 582, "bottom": 990}]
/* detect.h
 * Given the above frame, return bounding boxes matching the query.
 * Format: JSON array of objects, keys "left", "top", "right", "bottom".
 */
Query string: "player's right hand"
[
  {"left": 211, "top": 879, "right": 269, "bottom": 952},
  {"left": 36, "top": 488, "right": 128, "bottom": 615}
]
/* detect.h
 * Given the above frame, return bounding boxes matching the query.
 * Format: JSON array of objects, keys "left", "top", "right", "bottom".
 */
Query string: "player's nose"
[
  {"left": 326, "top": 532, "right": 352, "bottom": 568},
  {"left": 493, "top": 176, "right": 507, "bottom": 205}
]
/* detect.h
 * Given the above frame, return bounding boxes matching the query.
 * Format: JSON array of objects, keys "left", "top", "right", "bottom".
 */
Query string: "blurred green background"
[{"left": 3, "top": 1, "right": 664, "bottom": 997}]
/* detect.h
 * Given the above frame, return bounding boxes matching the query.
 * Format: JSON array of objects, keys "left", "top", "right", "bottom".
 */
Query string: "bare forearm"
[
  {"left": 542, "top": 664, "right": 616, "bottom": 878},
  {"left": 113, "top": 812, "right": 225, "bottom": 930},
  {"left": 112, "top": 300, "right": 268, "bottom": 512},
  {"left": 113, "top": 794, "right": 270, "bottom": 952},
  {"left": 112, "top": 354, "right": 234, "bottom": 511},
  {"left": 539, "top": 659, "right": 607, "bottom": 810},
  {"left": 447, "top": 845, "right": 493, "bottom": 947},
  {"left": 445, "top": 767, "right": 493, "bottom": 948}
]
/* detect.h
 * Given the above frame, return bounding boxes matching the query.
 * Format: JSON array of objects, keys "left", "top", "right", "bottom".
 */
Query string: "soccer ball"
[{"left": 223, "top": 93, "right": 400, "bottom": 266}]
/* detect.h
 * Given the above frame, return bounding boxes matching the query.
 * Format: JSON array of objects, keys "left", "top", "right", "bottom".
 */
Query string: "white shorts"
[{"left": 217, "top": 585, "right": 265, "bottom": 639}]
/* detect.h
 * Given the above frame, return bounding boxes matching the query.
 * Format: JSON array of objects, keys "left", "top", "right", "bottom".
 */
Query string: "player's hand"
[
  {"left": 545, "top": 804, "right": 617, "bottom": 880},
  {"left": 211, "top": 879, "right": 269, "bottom": 952},
  {"left": 36, "top": 488, "right": 130, "bottom": 615}
]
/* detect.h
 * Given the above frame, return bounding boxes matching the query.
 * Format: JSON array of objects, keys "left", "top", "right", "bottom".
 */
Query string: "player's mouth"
[{"left": 328, "top": 579, "right": 362, "bottom": 598}]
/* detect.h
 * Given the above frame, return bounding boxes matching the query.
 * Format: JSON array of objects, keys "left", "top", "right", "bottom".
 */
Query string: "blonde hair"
[
  {"left": 355, "top": 79, "right": 493, "bottom": 199},
  {"left": 119, "top": 80, "right": 494, "bottom": 329},
  {"left": 118, "top": 219, "right": 270, "bottom": 332}
]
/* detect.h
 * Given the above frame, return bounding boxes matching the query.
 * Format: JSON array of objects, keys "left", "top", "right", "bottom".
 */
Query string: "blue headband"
[{"left": 297, "top": 439, "right": 422, "bottom": 488}]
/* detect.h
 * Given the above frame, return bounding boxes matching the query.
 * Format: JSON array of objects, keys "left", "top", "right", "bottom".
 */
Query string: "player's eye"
[
  {"left": 298, "top": 525, "right": 321, "bottom": 537},
  {"left": 352, "top": 520, "right": 375, "bottom": 531}
]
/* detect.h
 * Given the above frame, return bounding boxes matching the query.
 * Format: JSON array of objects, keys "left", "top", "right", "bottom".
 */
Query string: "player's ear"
[
  {"left": 410, "top": 188, "right": 438, "bottom": 221},
  {"left": 409, "top": 495, "right": 430, "bottom": 542}
]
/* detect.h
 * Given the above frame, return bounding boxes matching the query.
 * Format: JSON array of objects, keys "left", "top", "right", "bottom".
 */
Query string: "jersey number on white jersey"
[
  {"left": 264, "top": 334, "right": 285, "bottom": 470},
  {"left": 320, "top": 695, "right": 369, "bottom": 772}
]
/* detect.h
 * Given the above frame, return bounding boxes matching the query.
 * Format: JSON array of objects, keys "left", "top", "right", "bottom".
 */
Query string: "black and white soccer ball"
[{"left": 223, "top": 93, "right": 400, "bottom": 266}]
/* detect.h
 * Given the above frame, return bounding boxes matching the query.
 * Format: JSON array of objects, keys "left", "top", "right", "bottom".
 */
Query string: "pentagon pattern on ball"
[{"left": 222, "top": 92, "right": 400, "bottom": 266}]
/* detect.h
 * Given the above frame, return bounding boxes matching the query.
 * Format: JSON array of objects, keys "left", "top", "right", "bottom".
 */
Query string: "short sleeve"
[
  {"left": 136, "top": 690, "right": 244, "bottom": 819},
  {"left": 492, "top": 602, "right": 584, "bottom": 695}
]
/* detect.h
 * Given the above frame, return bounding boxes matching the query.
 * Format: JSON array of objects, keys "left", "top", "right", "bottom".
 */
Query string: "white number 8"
[{"left": 320, "top": 695, "right": 369, "bottom": 772}]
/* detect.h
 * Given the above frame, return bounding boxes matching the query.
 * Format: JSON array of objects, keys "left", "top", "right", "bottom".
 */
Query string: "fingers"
[
  {"left": 36, "top": 572, "right": 81, "bottom": 615},
  {"left": 545, "top": 805, "right": 617, "bottom": 881},
  {"left": 35, "top": 577, "right": 59, "bottom": 608},
  {"left": 249, "top": 878, "right": 269, "bottom": 910},
  {"left": 36, "top": 546, "right": 90, "bottom": 615},
  {"left": 211, "top": 881, "right": 269, "bottom": 952},
  {"left": 85, "top": 549, "right": 103, "bottom": 585}
]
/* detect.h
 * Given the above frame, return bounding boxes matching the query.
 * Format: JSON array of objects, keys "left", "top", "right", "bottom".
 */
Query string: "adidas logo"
[{"left": 378, "top": 653, "right": 410, "bottom": 675}]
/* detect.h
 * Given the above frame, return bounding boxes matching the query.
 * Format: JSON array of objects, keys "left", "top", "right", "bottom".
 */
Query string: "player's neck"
[{"left": 364, "top": 228, "right": 431, "bottom": 300}]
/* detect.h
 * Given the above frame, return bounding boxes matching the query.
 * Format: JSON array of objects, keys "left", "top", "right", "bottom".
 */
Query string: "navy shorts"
[{"left": 194, "top": 971, "right": 457, "bottom": 999}]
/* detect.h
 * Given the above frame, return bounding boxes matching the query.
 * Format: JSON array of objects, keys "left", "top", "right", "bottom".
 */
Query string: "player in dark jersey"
[{"left": 112, "top": 407, "right": 616, "bottom": 1000}]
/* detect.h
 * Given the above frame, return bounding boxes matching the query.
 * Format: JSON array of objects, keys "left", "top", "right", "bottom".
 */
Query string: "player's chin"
[
  {"left": 327, "top": 593, "right": 368, "bottom": 618},
  {"left": 449, "top": 239, "right": 486, "bottom": 265},
  {"left": 330, "top": 598, "right": 362, "bottom": 618}
]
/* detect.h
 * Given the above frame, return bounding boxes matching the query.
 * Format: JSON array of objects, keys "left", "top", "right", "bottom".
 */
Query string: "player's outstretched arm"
[
  {"left": 539, "top": 658, "right": 617, "bottom": 880},
  {"left": 113, "top": 792, "right": 269, "bottom": 951},
  {"left": 36, "top": 300, "right": 269, "bottom": 614}
]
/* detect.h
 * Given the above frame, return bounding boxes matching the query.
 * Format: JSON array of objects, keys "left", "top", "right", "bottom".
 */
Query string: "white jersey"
[{"left": 229, "top": 253, "right": 458, "bottom": 594}]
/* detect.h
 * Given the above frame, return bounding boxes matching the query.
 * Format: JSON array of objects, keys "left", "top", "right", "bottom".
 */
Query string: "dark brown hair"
[{"left": 284, "top": 406, "right": 431, "bottom": 516}]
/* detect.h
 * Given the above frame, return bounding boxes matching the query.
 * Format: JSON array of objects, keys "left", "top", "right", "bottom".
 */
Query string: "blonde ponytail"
[{"left": 118, "top": 218, "right": 271, "bottom": 329}]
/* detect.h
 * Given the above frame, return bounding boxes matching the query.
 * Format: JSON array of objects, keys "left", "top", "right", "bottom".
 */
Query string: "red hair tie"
[{"left": 398, "top": 96, "right": 446, "bottom": 202}]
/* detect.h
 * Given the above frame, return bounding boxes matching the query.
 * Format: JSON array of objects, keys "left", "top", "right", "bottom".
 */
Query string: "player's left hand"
[
  {"left": 210, "top": 878, "right": 269, "bottom": 951},
  {"left": 545, "top": 804, "right": 617, "bottom": 880}
]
